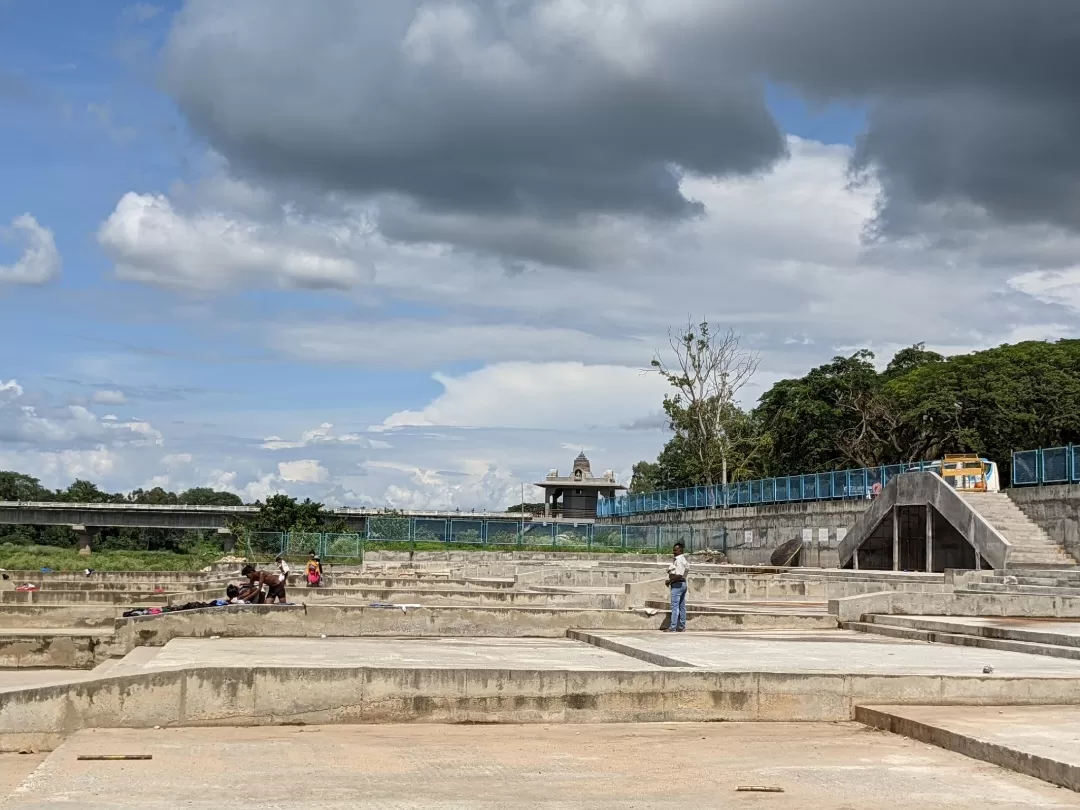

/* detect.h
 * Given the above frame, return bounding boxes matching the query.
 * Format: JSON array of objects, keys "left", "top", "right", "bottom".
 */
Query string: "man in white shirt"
[{"left": 666, "top": 542, "right": 690, "bottom": 632}]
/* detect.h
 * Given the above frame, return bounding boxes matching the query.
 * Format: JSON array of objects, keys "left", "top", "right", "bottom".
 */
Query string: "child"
[
  {"left": 306, "top": 551, "right": 323, "bottom": 587},
  {"left": 276, "top": 555, "right": 290, "bottom": 585}
]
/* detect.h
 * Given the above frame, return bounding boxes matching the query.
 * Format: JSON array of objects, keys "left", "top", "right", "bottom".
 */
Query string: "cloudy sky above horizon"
[{"left": 3, "top": 0, "right": 1080, "bottom": 509}]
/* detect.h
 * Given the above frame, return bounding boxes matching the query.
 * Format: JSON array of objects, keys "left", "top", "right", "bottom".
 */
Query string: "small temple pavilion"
[{"left": 534, "top": 451, "right": 625, "bottom": 519}]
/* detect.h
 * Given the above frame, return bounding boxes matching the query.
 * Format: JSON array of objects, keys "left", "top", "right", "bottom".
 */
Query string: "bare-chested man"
[{"left": 241, "top": 564, "right": 287, "bottom": 604}]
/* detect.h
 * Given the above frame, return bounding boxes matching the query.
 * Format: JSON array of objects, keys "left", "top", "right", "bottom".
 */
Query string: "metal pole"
[
  {"left": 925, "top": 504, "right": 934, "bottom": 573},
  {"left": 892, "top": 507, "right": 900, "bottom": 571}
]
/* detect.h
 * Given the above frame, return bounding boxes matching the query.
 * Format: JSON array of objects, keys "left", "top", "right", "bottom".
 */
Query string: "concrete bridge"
[{"left": 0, "top": 501, "right": 547, "bottom": 552}]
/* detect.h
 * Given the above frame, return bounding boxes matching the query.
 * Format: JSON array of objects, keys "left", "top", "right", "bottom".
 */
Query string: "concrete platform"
[
  {"left": 5, "top": 723, "right": 1079, "bottom": 809},
  {"left": 127, "top": 636, "right": 662, "bottom": 672},
  {"left": 857, "top": 704, "right": 1080, "bottom": 792},
  {"left": 569, "top": 629, "right": 1080, "bottom": 675}
]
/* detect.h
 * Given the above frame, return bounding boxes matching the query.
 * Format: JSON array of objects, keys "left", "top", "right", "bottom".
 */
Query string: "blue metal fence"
[
  {"left": 1012, "top": 446, "right": 1080, "bottom": 486},
  {"left": 598, "top": 461, "right": 938, "bottom": 518}
]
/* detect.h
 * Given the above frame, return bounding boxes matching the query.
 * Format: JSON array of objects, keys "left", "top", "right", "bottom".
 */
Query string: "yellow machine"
[{"left": 939, "top": 454, "right": 988, "bottom": 491}]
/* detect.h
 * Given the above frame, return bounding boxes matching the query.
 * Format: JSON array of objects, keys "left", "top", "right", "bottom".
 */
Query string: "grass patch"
[{"left": 0, "top": 544, "right": 222, "bottom": 572}]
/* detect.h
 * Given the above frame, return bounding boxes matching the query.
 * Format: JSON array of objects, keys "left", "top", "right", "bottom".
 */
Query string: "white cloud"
[
  {"left": 92, "top": 389, "right": 127, "bottom": 405},
  {"left": 261, "top": 422, "right": 389, "bottom": 450},
  {"left": 270, "top": 321, "right": 649, "bottom": 368},
  {"left": 276, "top": 459, "right": 330, "bottom": 484},
  {"left": 0, "top": 214, "right": 61, "bottom": 285},
  {"left": 0, "top": 381, "right": 162, "bottom": 448},
  {"left": 98, "top": 192, "right": 372, "bottom": 291},
  {"left": 1009, "top": 267, "right": 1080, "bottom": 313},
  {"left": 376, "top": 362, "right": 670, "bottom": 432},
  {"left": 0, "top": 446, "right": 120, "bottom": 484}
]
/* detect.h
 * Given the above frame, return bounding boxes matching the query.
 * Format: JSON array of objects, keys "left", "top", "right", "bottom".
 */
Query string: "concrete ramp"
[{"left": 838, "top": 472, "right": 1010, "bottom": 571}]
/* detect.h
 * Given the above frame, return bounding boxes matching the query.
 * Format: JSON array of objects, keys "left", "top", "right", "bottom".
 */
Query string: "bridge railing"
[
  {"left": 1012, "top": 446, "right": 1080, "bottom": 486},
  {"left": 598, "top": 461, "right": 937, "bottom": 518}
]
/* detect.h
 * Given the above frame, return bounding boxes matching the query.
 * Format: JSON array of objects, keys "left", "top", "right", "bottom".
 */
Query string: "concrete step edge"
[
  {"left": 858, "top": 616, "right": 1080, "bottom": 651},
  {"left": 843, "top": 620, "right": 1080, "bottom": 659},
  {"left": 854, "top": 705, "right": 1080, "bottom": 792}
]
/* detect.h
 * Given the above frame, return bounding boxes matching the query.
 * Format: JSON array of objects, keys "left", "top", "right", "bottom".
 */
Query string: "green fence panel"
[
  {"left": 413, "top": 518, "right": 449, "bottom": 546},
  {"left": 521, "top": 521, "right": 555, "bottom": 548},
  {"left": 449, "top": 519, "right": 485, "bottom": 546},
  {"left": 285, "top": 532, "right": 323, "bottom": 558},
  {"left": 246, "top": 531, "right": 285, "bottom": 558},
  {"left": 366, "top": 516, "right": 411, "bottom": 545},
  {"left": 590, "top": 525, "right": 624, "bottom": 550},
  {"left": 322, "top": 533, "right": 361, "bottom": 558},
  {"left": 485, "top": 520, "right": 523, "bottom": 546},
  {"left": 553, "top": 522, "right": 591, "bottom": 548}
]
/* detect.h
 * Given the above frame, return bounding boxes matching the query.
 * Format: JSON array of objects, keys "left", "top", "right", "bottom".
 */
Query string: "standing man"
[{"left": 666, "top": 542, "right": 690, "bottom": 632}]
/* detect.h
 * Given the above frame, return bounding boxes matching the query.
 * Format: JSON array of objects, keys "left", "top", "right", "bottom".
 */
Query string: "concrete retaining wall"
[
  {"left": 171, "top": 587, "right": 624, "bottom": 609},
  {"left": 1009, "top": 484, "right": 1080, "bottom": 564},
  {"left": 599, "top": 500, "right": 868, "bottom": 566},
  {"left": 828, "top": 589, "right": 1080, "bottom": 622},
  {"left": 1, "top": 590, "right": 167, "bottom": 605},
  {"left": 112, "top": 605, "right": 820, "bottom": 652},
  {"left": 0, "top": 570, "right": 232, "bottom": 584},
  {"left": 623, "top": 574, "right": 951, "bottom": 608},
  {"left": 4, "top": 664, "right": 1080, "bottom": 752},
  {"left": 0, "top": 605, "right": 121, "bottom": 629},
  {"left": 0, "top": 633, "right": 104, "bottom": 668}
]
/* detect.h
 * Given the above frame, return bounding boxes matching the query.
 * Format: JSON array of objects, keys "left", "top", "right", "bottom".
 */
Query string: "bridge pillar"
[
  {"left": 71, "top": 525, "right": 99, "bottom": 555},
  {"left": 217, "top": 528, "right": 236, "bottom": 553},
  {"left": 925, "top": 503, "right": 934, "bottom": 573}
]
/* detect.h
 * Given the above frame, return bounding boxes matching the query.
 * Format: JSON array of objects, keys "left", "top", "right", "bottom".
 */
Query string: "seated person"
[{"left": 306, "top": 552, "right": 323, "bottom": 587}]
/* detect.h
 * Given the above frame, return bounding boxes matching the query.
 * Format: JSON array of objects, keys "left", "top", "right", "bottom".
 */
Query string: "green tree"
[
  {"left": 62, "top": 479, "right": 113, "bottom": 503},
  {"left": 178, "top": 487, "right": 244, "bottom": 506},
  {"left": 127, "top": 487, "right": 179, "bottom": 505},
  {"left": 650, "top": 319, "right": 762, "bottom": 486},
  {"left": 251, "top": 494, "right": 328, "bottom": 533},
  {"left": 0, "top": 472, "right": 53, "bottom": 501},
  {"left": 506, "top": 502, "right": 545, "bottom": 513}
]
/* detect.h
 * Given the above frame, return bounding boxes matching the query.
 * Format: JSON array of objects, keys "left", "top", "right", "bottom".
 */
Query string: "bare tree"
[{"left": 650, "top": 319, "right": 762, "bottom": 488}]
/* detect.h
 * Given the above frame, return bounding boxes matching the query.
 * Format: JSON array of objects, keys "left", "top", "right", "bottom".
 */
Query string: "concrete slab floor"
[
  {"left": 579, "top": 630, "right": 1080, "bottom": 676},
  {"left": 136, "top": 636, "right": 662, "bottom": 671},
  {"left": 865, "top": 704, "right": 1080, "bottom": 772},
  {"left": 5, "top": 723, "right": 1079, "bottom": 809}
]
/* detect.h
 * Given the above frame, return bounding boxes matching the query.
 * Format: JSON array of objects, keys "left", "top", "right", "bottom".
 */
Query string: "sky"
[{"left": 2, "top": 0, "right": 1080, "bottom": 510}]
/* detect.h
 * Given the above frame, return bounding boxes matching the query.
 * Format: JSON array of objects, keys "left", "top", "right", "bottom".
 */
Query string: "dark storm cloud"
[
  {"left": 711, "top": 0, "right": 1080, "bottom": 232},
  {"left": 161, "top": 0, "right": 784, "bottom": 224},
  {"left": 162, "top": 0, "right": 1080, "bottom": 251}
]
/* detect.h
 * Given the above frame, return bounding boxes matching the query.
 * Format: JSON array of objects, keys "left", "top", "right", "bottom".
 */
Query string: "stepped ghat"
[{"left": 3, "top": 474, "right": 1080, "bottom": 804}]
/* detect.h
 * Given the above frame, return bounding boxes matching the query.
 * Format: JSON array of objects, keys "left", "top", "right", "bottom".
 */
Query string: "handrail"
[{"left": 598, "top": 461, "right": 938, "bottom": 517}]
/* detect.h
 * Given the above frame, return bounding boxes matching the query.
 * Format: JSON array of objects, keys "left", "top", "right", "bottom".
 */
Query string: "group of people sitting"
[{"left": 121, "top": 554, "right": 324, "bottom": 618}]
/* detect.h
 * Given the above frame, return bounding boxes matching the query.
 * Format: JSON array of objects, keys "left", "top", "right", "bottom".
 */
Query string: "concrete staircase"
[{"left": 958, "top": 492, "right": 1077, "bottom": 569}]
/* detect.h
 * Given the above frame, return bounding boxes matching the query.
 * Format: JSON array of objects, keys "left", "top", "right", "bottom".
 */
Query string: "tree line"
[
  {"left": 0, "top": 473, "right": 341, "bottom": 554},
  {"left": 631, "top": 326, "right": 1080, "bottom": 493}
]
